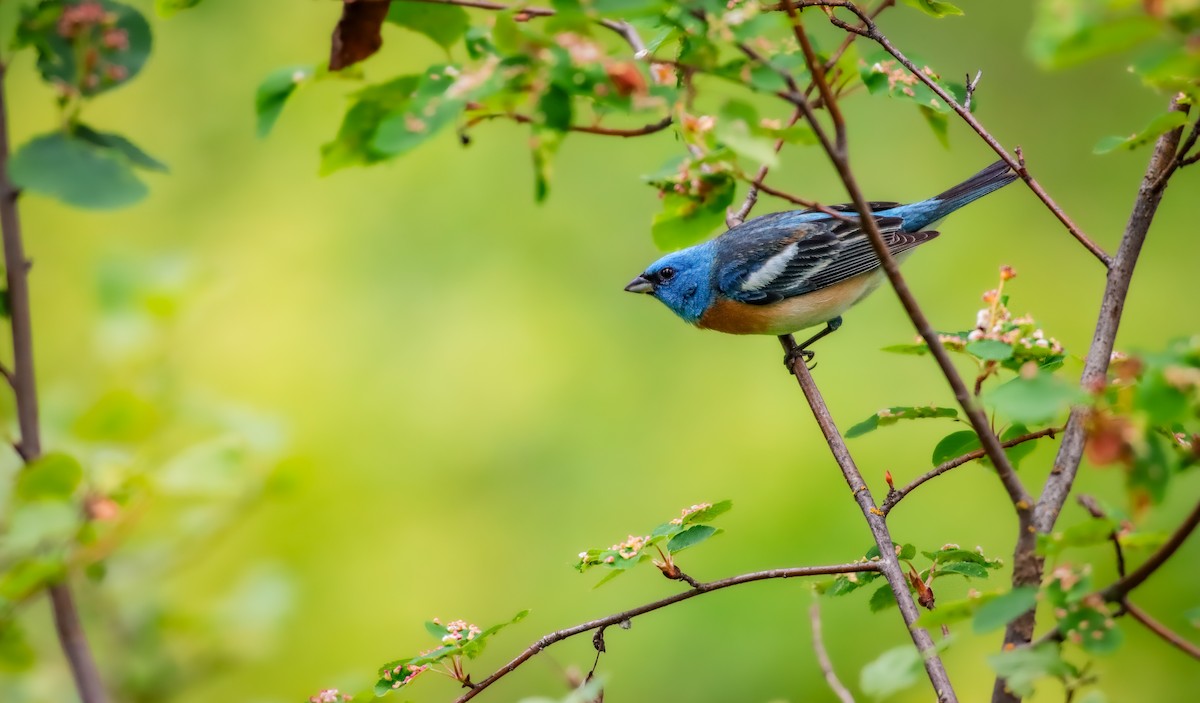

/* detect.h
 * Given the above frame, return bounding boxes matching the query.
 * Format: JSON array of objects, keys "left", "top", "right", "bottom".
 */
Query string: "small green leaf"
[
  {"left": 1060, "top": 606, "right": 1123, "bottom": 654},
  {"left": 531, "top": 126, "right": 563, "bottom": 202},
  {"left": 967, "top": 339, "right": 1015, "bottom": 361},
  {"left": 1094, "top": 110, "right": 1188, "bottom": 155},
  {"left": 1029, "top": 9, "right": 1159, "bottom": 70},
  {"left": 918, "top": 104, "right": 950, "bottom": 148},
  {"left": 986, "top": 371, "right": 1085, "bottom": 425},
  {"left": 938, "top": 561, "right": 990, "bottom": 579},
  {"left": 902, "top": 0, "right": 963, "bottom": 18},
  {"left": 715, "top": 101, "right": 778, "bottom": 168},
  {"left": 869, "top": 583, "right": 897, "bottom": 612},
  {"left": 932, "top": 430, "right": 981, "bottom": 465},
  {"left": 256, "top": 65, "right": 313, "bottom": 138},
  {"left": 973, "top": 586, "right": 1038, "bottom": 633},
  {"left": 386, "top": 1, "right": 469, "bottom": 50},
  {"left": 16, "top": 453, "right": 83, "bottom": 502},
  {"left": 1000, "top": 423, "right": 1039, "bottom": 469},
  {"left": 1037, "top": 519, "right": 1116, "bottom": 557},
  {"left": 847, "top": 406, "right": 959, "bottom": 438},
  {"left": 987, "top": 644, "right": 1076, "bottom": 698},
  {"left": 320, "top": 75, "right": 420, "bottom": 175},
  {"left": 667, "top": 524, "right": 718, "bottom": 553},
  {"left": 75, "top": 125, "right": 168, "bottom": 172},
  {"left": 0, "top": 618, "right": 35, "bottom": 672},
  {"left": 155, "top": 0, "right": 202, "bottom": 17},
  {"left": 860, "top": 644, "right": 923, "bottom": 699},
  {"left": 372, "top": 64, "right": 466, "bottom": 156},
  {"left": 650, "top": 173, "right": 735, "bottom": 250},
  {"left": 9, "top": 131, "right": 148, "bottom": 209}
]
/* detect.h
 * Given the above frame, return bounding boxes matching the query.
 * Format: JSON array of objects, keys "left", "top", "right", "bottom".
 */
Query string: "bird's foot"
[{"left": 783, "top": 345, "right": 817, "bottom": 372}]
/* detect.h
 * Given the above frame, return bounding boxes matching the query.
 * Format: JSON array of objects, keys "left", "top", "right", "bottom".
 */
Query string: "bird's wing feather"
[{"left": 718, "top": 215, "right": 938, "bottom": 304}]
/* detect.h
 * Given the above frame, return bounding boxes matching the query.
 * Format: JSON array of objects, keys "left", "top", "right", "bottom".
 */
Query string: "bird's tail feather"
[{"left": 929, "top": 159, "right": 1018, "bottom": 218}]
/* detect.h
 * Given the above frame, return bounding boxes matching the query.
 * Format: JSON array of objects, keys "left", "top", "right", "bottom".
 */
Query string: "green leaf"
[
  {"left": 0, "top": 557, "right": 65, "bottom": 601},
  {"left": 973, "top": 586, "right": 1038, "bottom": 633},
  {"left": 715, "top": 101, "right": 778, "bottom": 168},
  {"left": 666, "top": 524, "right": 718, "bottom": 553},
  {"left": 1060, "top": 605, "right": 1123, "bottom": 654},
  {"left": 967, "top": 339, "right": 1015, "bottom": 361},
  {"left": 155, "top": 0, "right": 202, "bottom": 17},
  {"left": 847, "top": 406, "right": 958, "bottom": 438},
  {"left": 15, "top": 453, "right": 83, "bottom": 502},
  {"left": 1037, "top": 519, "right": 1116, "bottom": 557},
  {"left": 860, "top": 644, "right": 923, "bottom": 699},
  {"left": 650, "top": 173, "right": 735, "bottom": 250},
  {"left": 1000, "top": 423, "right": 1039, "bottom": 469},
  {"left": 386, "top": 1, "right": 469, "bottom": 50},
  {"left": 372, "top": 64, "right": 466, "bottom": 156},
  {"left": 869, "top": 583, "right": 898, "bottom": 612},
  {"left": 256, "top": 65, "right": 314, "bottom": 138},
  {"left": 1094, "top": 110, "right": 1188, "bottom": 155},
  {"left": 1029, "top": 9, "right": 1159, "bottom": 70},
  {"left": 938, "top": 561, "right": 990, "bottom": 579},
  {"left": 531, "top": 127, "right": 563, "bottom": 203},
  {"left": 320, "top": 75, "right": 420, "bottom": 175},
  {"left": 0, "top": 618, "right": 35, "bottom": 672},
  {"left": 918, "top": 104, "right": 950, "bottom": 148},
  {"left": 932, "top": 430, "right": 980, "bottom": 465},
  {"left": 902, "top": 0, "right": 963, "bottom": 18},
  {"left": 985, "top": 371, "right": 1084, "bottom": 425},
  {"left": 16, "top": 0, "right": 152, "bottom": 96},
  {"left": 72, "top": 388, "right": 160, "bottom": 442},
  {"left": 9, "top": 131, "right": 148, "bottom": 208},
  {"left": 74, "top": 125, "right": 168, "bottom": 172},
  {"left": 988, "top": 644, "right": 1076, "bottom": 698}
]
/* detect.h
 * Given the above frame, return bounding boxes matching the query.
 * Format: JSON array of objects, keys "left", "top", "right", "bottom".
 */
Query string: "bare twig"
[
  {"left": 810, "top": 602, "right": 856, "bottom": 703},
  {"left": 0, "top": 61, "right": 109, "bottom": 703},
  {"left": 963, "top": 70, "right": 982, "bottom": 113},
  {"left": 882, "top": 428, "right": 1061, "bottom": 514},
  {"left": 452, "top": 562, "right": 879, "bottom": 702},
  {"left": 782, "top": 338, "right": 958, "bottom": 703},
  {"left": 1100, "top": 497, "right": 1200, "bottom": 603},
  {"left": 794, "top": 0, "right": 1111, "bottom": 267},
  {"left": 1124, "top": 602, "right": 1200, "bottom": 660}
]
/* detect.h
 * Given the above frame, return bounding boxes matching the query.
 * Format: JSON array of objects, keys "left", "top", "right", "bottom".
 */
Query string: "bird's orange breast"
[{"left": 698, "top": 271, "right": 884, "bottom": 335}]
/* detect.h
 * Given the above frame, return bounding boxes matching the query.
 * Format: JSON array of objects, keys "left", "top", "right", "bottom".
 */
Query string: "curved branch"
[
  {"left": 1100, "top": 497, "right": 1200, "bottom": 603},
  {"left": 882, "top": 428, "right": 1061, "bottom": 515},
  {"left": 1124, "top": 601, "right": 1200, "bottom": 661},
  {"left": 453, "top": 562, "right": 879, "bottom": 702},
  {"left": 810, "top": 602, "right": 856, "bottom": 703}
]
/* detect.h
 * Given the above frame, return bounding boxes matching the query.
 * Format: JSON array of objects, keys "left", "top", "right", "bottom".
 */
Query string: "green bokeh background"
[{"left": 4, "top": 1, "right": 1199, "bottom": 701}]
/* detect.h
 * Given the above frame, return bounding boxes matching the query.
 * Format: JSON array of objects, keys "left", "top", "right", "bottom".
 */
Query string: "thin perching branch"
[
  {"left": 0, "top": 61, "right": 109, "bottom": 703},
  {"left": 452, "top": 562, "right": 880, "bottom": 702},
  {"left": 781, "top": 338, "right": 958, "bottom": 703}
]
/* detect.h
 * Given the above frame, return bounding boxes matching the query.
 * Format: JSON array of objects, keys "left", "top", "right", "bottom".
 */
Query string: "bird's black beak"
[{"left": 624, "top": 275, "right": 654, "bottom": 294}]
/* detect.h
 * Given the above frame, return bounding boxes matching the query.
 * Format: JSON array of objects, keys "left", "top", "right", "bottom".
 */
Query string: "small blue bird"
[{"left": 624, "top": 160, "right": 1018, "bottom": 364}]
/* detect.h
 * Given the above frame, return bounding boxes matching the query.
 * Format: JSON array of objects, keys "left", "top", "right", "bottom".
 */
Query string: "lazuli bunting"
[{"left": 625, "top": 160, "right": 1018, "bottom": 361}]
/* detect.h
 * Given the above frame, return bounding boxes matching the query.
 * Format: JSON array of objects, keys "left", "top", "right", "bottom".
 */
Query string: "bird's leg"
[{"left": 782, "top": 317, "right": 843, "bottom": 371}]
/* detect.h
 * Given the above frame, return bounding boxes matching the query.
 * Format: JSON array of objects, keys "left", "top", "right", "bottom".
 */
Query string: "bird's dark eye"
[{"left": 658, "top": 267, "right": 676, "bottom": 282}]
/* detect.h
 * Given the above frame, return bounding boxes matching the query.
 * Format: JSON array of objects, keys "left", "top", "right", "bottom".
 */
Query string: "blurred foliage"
[{"left": 1, "top": 1, "right": 1199, "bottom": 703}]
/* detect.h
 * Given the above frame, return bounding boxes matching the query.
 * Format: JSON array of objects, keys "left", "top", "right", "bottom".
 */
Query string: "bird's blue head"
[{"left": 624, "top": 243, "right": 716, "bottom": 324}]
